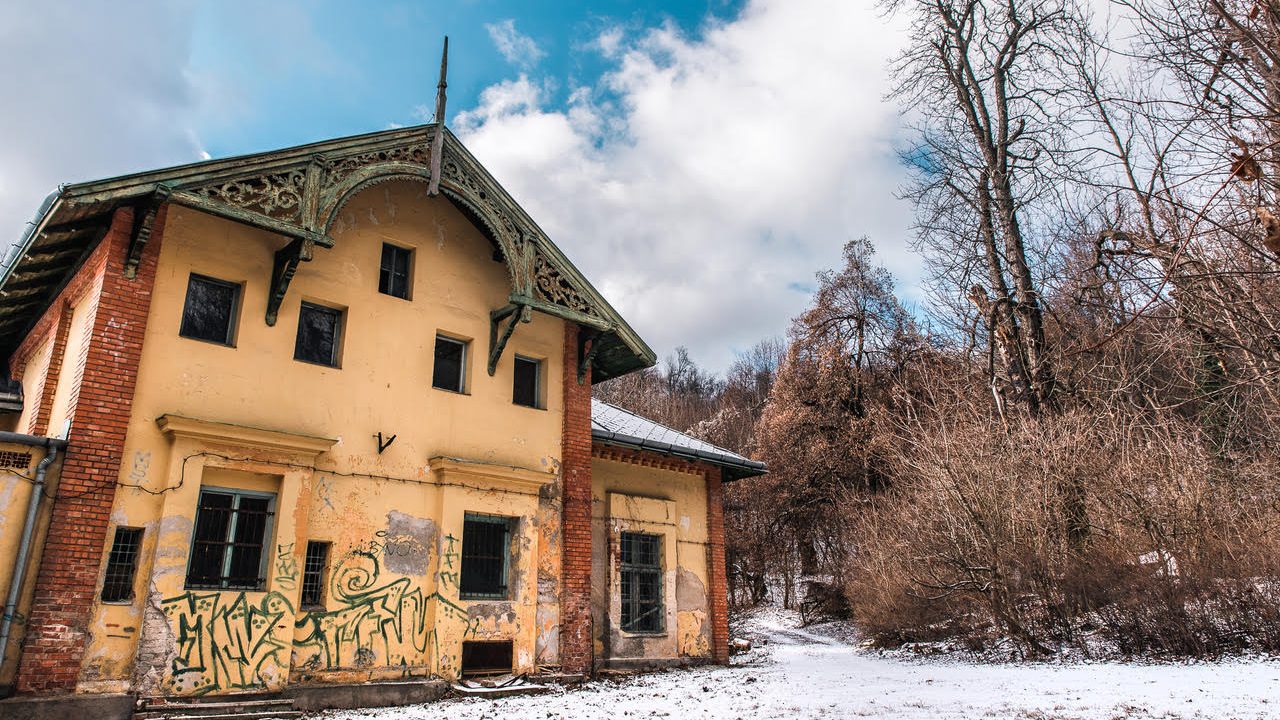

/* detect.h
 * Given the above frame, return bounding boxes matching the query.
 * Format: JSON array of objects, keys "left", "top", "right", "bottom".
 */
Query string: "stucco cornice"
[
  {"left": 155, "top": 414, "right": 337, "bottom": 456},
  {"left": 428, "top": 455, "right": 553, "bottom": 495}
]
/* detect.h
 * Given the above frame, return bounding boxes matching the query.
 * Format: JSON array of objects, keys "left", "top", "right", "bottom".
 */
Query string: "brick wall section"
[
  {"left": 705, "top": 466, "right": 730, "bottom": 664},
  {"left": 15, "top": 205, "right": 167, "bottom": 695},
  {"left": 559, "top": 323, "right": 594, "bottom": 674}
]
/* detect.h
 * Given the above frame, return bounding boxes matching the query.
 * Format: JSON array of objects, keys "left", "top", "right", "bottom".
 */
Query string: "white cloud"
[
  {"left": 0, "top": 2, "right": 205, "bottom": 249},
  {"left": 457, "top": 0, "right": 914, "bottom": 370},
  {"left": 485, "top": 19, "right": 546, "bottom": 69}
]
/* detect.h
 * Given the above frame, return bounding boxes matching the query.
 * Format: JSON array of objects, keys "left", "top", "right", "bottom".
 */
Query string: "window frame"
[
  {"left": 378, "top": 242, "right": 414, "bottom": 300},
  {"left": 512, "top": 355, "right": 543, "bottom": 409},
  {"left": 100, "top": 526, "right": 145, "bottom": 603},
  {"left": 459, "top": 512, "right": 514, "bottom": 601},
  {"left": 293, "top": 301, "right": 345, "bottom": 368},
  {"left": 184, "top": 487, "right": 277, "bottom": 591},
  {"left": 432, "top": 334, "right": 469, "bottom": 394},
  {"left": 178, "top": 273, "right": 241, "bottom": 347},
  {"left": 299, "top": 540, "right": 331, "bottom": 610},
  {"left": 619, "top": 531, "right": 665, "bottom": 634}
]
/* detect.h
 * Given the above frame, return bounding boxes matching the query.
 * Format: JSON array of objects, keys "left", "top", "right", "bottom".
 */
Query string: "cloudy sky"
[{"left": 0, "top": 0, "right": 914, "bottom": 371}]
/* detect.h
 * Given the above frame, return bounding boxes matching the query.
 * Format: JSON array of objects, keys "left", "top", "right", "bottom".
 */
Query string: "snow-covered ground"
[{"left": 318, "top": 609, "right": 1279, "bottom": 719}]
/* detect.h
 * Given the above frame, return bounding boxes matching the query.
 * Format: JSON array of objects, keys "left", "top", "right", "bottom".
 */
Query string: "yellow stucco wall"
[
  {"left": 0, "top": 443, "right": 64, "bottom": 689},
  {"left": 73, "top": 180, "right": 569, "bottom": 695},
  {"left": 590, "top": 457, "right": 713, "bottom": 664}
]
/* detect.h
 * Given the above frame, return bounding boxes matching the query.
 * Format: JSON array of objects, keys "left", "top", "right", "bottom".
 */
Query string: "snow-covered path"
[{"left": 319, "top": 613, "right": 1279, "bottom": 719}]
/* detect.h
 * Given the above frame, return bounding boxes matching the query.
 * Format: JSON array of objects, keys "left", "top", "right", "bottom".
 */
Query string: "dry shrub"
[{"left": 845, "top": 405, "right": 1280, "bottom": 657}]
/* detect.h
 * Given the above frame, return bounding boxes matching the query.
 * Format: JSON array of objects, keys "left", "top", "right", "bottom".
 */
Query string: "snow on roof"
[{"left": 590, "top": 398, "right": 766, "bottom": 479}]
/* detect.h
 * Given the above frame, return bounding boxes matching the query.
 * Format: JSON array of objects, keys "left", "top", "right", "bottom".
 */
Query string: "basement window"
[
  {"left": 620, "top": 532, "right": 664, "bottom": 633},
  {"left": 379, "top": 243, "right": 413, "bottom": 299},
  {"left": 461, "top": 640, "right": 513, "bottom": 677},
  {"left": 512, "top": 355, "right": 542, "bottom": 408},
  {"left": 100, "top": 526, "right": 144, "bottom": 602},
  {"left": 300, "top": 540, "right": 330, "bottom": 609},
  {"left": 460, "top": 513, "right": 513, "bottom": 600},
  {"left": 294, "top": 301, "right": 343, "bottom": 367},
  {"left": 179, "top": 274, "right": 240, "bottom": 346},
  {"left": 186, "top": 488, "right": 275, "bottom": 590},
  {"left": 433, "top": 335, "right": 468, "bottom": 393}
]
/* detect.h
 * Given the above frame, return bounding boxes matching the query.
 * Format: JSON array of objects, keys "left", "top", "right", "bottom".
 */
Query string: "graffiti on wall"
[
  {"left": 275, "top": 543, "right": 298, "bottom": 591},
  {"left": 160, "top": 590, "right": 293, "bottom": 695}
]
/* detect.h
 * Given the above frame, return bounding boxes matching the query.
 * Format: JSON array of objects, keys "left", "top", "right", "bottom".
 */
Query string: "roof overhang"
[
  {"left": 0, "top": 123, "right": 655, "bottom": 382},
  {"left": 591, "top": 428, "right": 768, "bottom": 481}
]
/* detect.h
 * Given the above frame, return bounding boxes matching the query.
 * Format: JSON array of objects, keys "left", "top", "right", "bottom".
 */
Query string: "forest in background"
[{"left": 594, "top": 0, "right": 1280, "bottom": 658}]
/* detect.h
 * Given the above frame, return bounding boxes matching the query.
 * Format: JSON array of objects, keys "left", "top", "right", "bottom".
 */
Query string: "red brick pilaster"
[
  {"left": 559, "top": 323, "right": 594, "bottom": 674},
  {"left": 705, "top": 467, "right": 730, "bottom": 664},
  {"left": 15, "top": 204, "right": 167, "bottom": 694}
]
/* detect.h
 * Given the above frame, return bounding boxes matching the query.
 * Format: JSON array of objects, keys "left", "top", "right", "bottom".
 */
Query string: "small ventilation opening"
[{"left": 461, "top": 640, "right": 513, "bottom": 677}]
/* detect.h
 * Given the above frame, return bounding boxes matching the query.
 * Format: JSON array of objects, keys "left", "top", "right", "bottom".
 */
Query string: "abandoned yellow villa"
[{"left": 0, "top": 80, "right": 764, "bottom": 717}]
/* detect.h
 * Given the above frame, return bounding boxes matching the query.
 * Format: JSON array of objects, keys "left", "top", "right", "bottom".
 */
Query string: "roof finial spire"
[
  {"left": 427, "top": 36, "right": 448, "bottom": 196},
  {"left": 434, "top": 36, "right": 449, "bottom": 125}
]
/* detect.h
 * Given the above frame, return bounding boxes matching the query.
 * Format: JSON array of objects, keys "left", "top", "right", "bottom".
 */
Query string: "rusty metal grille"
[
  {"left": 0, "top": 450, "right": 32, "bottom": 469},
  {"left": 300, "top": 540, "right": 330, "bottom": 608},
  {"left": 101, "top": 527, "right": 143, "bottom": 602},
  {"left": 620, "top": 532, "right": 663, "bottom": 633}
]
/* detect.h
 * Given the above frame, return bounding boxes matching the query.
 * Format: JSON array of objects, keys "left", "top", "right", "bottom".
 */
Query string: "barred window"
[
  {"left": 300, "top": 541, "right": 330, "bottom": 608},
  {"left": 186, "top": 489, "right": 275, "bottom": 590},
  {"left": 460, "top": 514, "right": 513, "bottom": 600},
  {"left": 620, "top": 532, "right": 663, "bottom": 633},
  {"left": 101, "top": 527, "right": 144, "bottom": 602}
]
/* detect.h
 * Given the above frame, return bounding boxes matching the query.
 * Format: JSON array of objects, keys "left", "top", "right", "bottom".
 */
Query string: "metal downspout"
[{"left": 0, "top": 445, "right": 59, "bottom": 670}]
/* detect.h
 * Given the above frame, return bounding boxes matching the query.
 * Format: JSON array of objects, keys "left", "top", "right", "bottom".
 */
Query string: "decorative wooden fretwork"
[{"left": 191, "top": 169, "right": 307, "bottom": 224}]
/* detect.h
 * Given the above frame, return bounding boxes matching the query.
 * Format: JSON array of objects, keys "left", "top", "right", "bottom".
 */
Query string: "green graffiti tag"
[{"left": 161, "top": 590, "right": 293, "bottom": 695}]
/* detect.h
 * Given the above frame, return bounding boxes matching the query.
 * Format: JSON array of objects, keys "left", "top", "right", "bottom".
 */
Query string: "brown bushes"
[{"left": 844, "top": 405, "right": 1280, "bottom": 657}]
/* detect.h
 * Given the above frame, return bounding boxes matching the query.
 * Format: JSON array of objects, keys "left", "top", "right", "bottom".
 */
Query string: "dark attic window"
[
  {"left": 433, "top": 335, "right": 467, "bottom": 392},
  {"left": 179, "top": 274, "right": 240, "bottom": 346},
  {"left": 513, "top": 356, "right": 541, "bottom": 408},
  {"left": 294, "top": 302, "right": 343, "bottom": 367},
  {"left": 379, "top": 243, "right": 412, "bottom": 299}
]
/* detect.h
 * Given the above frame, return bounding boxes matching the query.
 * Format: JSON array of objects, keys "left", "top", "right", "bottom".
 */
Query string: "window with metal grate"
[
  {"left": 620, "top": 532, "right": 664, "bottom": 633},
  {"left": 300, "top": 540, "right": 330, "bottom": 608},
  {"left": 460, "top": 513, "right": 513, "bottom": 600},
  {"left": 185, "top": 488, "right": 276, "bottom": 590},
  {"left": 101, "top": 527, "right": 144, "bottom": 602}
]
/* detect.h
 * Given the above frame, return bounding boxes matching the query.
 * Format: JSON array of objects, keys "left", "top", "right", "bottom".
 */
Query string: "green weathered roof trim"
[{"left": 0, "top": 123, "right": 655, "bottom": 382}]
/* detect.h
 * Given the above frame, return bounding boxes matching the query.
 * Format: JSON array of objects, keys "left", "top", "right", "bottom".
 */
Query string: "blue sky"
[{"left": 0, "top": 0, "right": 913, "bottom": 371}]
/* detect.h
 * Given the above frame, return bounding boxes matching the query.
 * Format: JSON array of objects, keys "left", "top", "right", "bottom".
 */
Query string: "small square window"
[
  {"left": 300, "top": 541, "right": 330, "bottom": 609},
  {"left": 186, "top": 489, "right": 276, "bottom": 590},
  {"left": 294, "top": 302, "right": 343, "bottom": 367},
  {"left": 101, "top": 526, "right": 144, "bottom": 602},
  {"left": 379, "top": 243, "right": 413, "bottom": 299},
  {"left": 179, "top": 274, "right": 240, "bottom": 345},
  {"left": 433, "top": 335, "right": 467, "bottom": 393},
  {"left": 513, "top": 356, "right": 541, "bottom": 408},
  {"left": 460, "top": 513, "right": 513, "bottom": 600}
]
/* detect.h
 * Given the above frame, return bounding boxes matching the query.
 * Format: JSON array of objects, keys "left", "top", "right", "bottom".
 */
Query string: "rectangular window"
[
  {"left": 101, "top": 526, "right": 144, "bottom": 602},
  {"left": 300, "top": 541, "right": 330, "bottom": 608},
  {"left": 460, "top": 513, "right": 513, "bottom": 600},
  {"left": 512, "top": 356, "right": 541, "bottom": 408},
  {"left": 186, "top": 488, "right": 275, "bottom": 590},
  {"left": 379, "top": 243, "right": 412, "bottom": 299},
  {"left": 294, "top": 302, "right": 343, "bottom": 367},
  {"left": 620, "top": 532, "right": 664, "bottom": 633},
  {"left": 179, "top": 274, "right": 240, "bottom": 346},
  {"left": 433, "top": 335, "right": 467, "bottom": 393}
]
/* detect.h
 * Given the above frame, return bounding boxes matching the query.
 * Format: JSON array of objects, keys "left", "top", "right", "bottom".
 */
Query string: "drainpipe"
[{"left": 0, "top": 438, "right": 66, "bottom": 670}]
